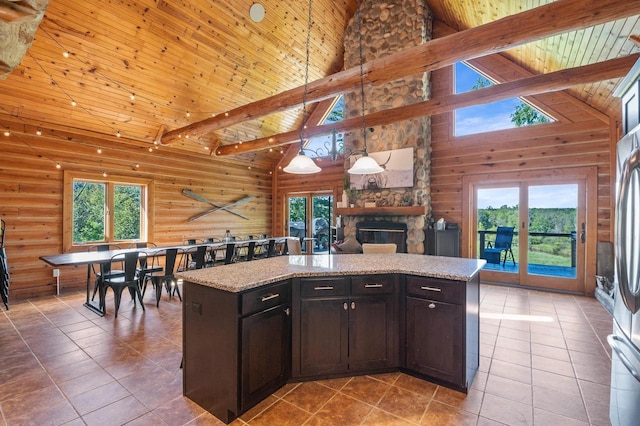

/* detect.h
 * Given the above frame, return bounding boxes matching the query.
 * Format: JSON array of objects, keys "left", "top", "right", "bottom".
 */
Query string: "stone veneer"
[{"left": 341, "top": 0, "right": 432, "bottom": 254}]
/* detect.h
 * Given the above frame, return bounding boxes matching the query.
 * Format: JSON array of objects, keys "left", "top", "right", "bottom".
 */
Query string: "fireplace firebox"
[{"left": 356, "top": 222, "right": 408, "bottom": 253}]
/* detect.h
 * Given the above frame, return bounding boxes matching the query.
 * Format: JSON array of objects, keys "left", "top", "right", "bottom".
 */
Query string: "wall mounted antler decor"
[{"left": 182, "top": 189, "right": 253, "bottom": 222}]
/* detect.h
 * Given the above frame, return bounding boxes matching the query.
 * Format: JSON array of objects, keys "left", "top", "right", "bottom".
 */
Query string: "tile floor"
[{"left": 0, "top": 284, "right": 613, "bottom": 425}]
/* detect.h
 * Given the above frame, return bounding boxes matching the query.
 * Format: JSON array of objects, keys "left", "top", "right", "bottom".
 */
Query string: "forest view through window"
[{"left": 73, "top": 179, "right": 144, "bottom": 244}]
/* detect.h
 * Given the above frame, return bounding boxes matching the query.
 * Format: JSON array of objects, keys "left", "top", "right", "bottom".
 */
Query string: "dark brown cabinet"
[
  {"left": 184, "top": 269, "right": 479, "bottom": 424},
  {"left": 183, "top": 280, "right": 291, "bottom": 423},
  {"left": 294, "top": 275, "right": 397, "bottom": 377},
  {"left": 406, "top": 297, "right": 463, "bottom": 384},
  {"left": 404, "top": 275, "right": 479, "bottom": 390},
  {"left": 240, "top": 285, "right": 291, "bottom": 412}
]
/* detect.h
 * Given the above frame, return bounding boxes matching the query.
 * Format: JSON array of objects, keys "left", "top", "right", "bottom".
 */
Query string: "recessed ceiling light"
[{"left": 249, "top": 3, "right": 265, "bottom": 23}]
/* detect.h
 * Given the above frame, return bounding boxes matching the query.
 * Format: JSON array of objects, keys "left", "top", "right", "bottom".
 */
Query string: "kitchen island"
[{"left": 177, "top": 254, "right": 485, "bottom": 424}]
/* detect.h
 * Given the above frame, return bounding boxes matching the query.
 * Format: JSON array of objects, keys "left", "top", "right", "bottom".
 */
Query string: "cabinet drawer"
[
  {"left": 300, "top": 277, "right": 348, "bottom": 298},
  {"left": 406, "top": 276, "right": 462, "bottom": 304},
  {"left": 241, "top": 281, "right": 290, "bottom": 316},
  {"left": 351, "top": 275, "right": 394, "bottom": 295}
]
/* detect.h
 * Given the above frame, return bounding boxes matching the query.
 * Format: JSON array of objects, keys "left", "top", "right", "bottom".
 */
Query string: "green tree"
[
  {"left": 326, "top": 96, "right": 344, "bottom": 122},
  {"left": 511, "top": 103, "right": 550, "bottom": 127},
  {"left": 73, "top": 182, "right": 105, "bottom": 243},
  {"left": 114, "top": 185, "right": 141, "bottom": 240},
  {"left": 471, "top": 76, "right": 492, "bottom": 90},
  {"left": 289, "top": 197, "right": 306, "bottom": 222}
]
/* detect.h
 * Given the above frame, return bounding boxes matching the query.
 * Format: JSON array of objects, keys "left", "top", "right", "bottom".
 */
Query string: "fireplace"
[{"left": 356, "top": 222, "right": 408, "bottom": 253}]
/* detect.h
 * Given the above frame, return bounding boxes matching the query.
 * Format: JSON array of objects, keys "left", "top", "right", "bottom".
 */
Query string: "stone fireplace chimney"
[{"left": 341, "top": 0, "right": 432, "bottom": 254}]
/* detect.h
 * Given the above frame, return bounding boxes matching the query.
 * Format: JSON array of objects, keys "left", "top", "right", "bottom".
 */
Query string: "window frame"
[{"left": 63, "top": 170, "right": 154, "bottom": 252}]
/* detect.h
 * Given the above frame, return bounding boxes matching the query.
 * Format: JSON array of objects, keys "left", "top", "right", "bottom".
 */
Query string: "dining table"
[{"left": 39, "top": 237, "right": 291, "bottom": 316}]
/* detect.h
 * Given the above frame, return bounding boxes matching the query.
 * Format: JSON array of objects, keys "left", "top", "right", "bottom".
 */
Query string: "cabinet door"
[
  {"left": 300, "top": 298, "right": 348, "bottom": 376},
  {"left": 406, "top": 297, "right": 463, "bottom": 386},
  {"left": 241, "top": 304, "right": 291, "bottom": 411},
  {"left": 349, "top": 294, "right": 395, "bottom": 371}
]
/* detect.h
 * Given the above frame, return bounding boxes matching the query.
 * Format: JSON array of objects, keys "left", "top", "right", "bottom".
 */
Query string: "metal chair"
[
  {"left": 101, "top": 251, "right": 145, "bottom": 317},
  {"left": 146, "top": 248, "right": 182, "bottom": 307},
  {"left": 90, "top": 244, "right": 122, "bottom": 303}
]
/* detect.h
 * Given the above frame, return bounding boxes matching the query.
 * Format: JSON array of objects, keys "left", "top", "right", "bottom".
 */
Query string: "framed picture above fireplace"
[{"left": 349, "top": 147, "right": 414, "bottom": 190}]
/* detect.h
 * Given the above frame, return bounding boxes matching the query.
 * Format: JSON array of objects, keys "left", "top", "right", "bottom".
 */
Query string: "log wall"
[{"left": 0, "top": 119, "right": 273, "bottom": 300}]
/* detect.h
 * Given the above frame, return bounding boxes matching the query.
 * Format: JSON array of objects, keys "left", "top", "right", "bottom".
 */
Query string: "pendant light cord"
[
  {"left": 357, "top": 0, "right": 368, "bottom": 155},
  {"left": 299, "top": 0, "right": 313, "bottom": 153}
]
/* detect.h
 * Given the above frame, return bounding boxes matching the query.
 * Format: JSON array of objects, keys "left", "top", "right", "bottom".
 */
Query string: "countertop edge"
[{"left": 175, "top": 254, "right": 486, "bottom": 293}]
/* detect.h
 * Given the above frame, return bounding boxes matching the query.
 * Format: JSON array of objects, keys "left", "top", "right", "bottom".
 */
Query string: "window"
[
  {"left": 63, "top": 171, "right": 153, "bottom": 250},
  {"left": 454, "top": 62, "right": 552, "bottom": 137},
  {"left": 305, "top": 96, "right": 344, "bottom": 158}
]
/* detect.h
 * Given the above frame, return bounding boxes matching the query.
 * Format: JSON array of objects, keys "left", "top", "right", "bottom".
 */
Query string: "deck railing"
[{"left": 478, "top": 230, "right": 577, "bottom": 267}]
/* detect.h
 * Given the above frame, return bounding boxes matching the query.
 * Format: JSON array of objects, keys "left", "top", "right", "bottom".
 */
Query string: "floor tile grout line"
[{"left": 0, "top": 300, "right": 85, "bottom": 423}]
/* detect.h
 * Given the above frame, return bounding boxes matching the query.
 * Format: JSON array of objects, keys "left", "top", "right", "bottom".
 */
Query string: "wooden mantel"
[{"left": 335, "top": 206, "right": 427, "bottom": 216}]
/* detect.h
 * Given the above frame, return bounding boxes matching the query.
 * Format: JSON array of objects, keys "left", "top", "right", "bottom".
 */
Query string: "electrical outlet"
[{"left": 52, "top": 269, "right": 60, "bottom": 277}]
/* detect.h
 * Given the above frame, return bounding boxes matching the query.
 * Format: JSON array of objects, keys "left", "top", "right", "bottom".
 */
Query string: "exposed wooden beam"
[
  {"left": 213, "top": 54, "right": 639, "bottom": 156},
  {"left": 0, "top": 1, "right": 37, "bottom": 22},
  {"left": 161, "top": 0, "right": 639, "bottom": 144}
]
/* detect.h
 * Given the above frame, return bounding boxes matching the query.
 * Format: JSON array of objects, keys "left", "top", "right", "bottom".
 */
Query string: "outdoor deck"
[{"left": 482, "top": 261, "right": 576, "bottom": 278}]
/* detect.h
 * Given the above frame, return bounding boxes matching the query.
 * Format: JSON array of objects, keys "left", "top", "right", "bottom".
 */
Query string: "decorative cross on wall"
[{"left": 182, "top": 189, "right": 253, "bottom": 222}]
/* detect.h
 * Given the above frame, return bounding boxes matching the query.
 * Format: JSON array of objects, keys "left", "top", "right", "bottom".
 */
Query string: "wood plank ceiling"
[{"left": 0, "top": 0, "right": 638, "bottom": 169}]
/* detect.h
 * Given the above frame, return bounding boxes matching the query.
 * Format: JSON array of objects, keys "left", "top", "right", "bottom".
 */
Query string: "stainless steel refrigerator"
[{"left": 610, "top": 124, "right": 640, "bottom": 425}]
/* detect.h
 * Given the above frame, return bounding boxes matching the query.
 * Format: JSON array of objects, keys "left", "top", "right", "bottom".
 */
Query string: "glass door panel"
[
  {"left": 477, "top": 186, "right": 520, "bottom": 276},
  {"left": 527, "top": 184, "right": 578, "bottom": 279},
  {"left": 311, "top": 195, "right": 332, "bottom": 253},
  {"left": 288, "top": 196, "right": 307, "bottom": 252}
]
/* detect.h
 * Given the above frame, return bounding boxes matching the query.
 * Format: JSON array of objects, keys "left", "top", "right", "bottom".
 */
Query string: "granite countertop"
[{"left": 175, "top": 254, "right": 486, "bottom": 293}]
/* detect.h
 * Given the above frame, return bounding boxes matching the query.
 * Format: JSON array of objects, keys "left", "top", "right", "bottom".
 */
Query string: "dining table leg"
[{"left": 84, "top": 263, "right": 106, "bottom": 316}]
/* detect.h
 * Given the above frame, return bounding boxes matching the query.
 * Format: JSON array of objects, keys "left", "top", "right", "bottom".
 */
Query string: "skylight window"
[
  {"left": 305, "top": 96, "right": 343, "bottom": 158},
  {"left": 454, "top": 62, "right": 552, "bottom": 137}
]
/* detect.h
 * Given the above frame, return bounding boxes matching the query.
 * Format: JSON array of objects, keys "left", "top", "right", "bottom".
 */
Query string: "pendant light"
[
  {"left": 347, "top": 0, "right": 383, "bottom": 175},
  {"left": 283, "top": 0, "right": 321, "bottom": 174}
]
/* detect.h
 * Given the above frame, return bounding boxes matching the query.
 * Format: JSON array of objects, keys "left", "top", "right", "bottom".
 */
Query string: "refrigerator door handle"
[
  {"left": 615, "top": 147, "right": 640, "bottom": 314},
  {"left": 608, "top": 334, "right": 640, "bottom": 381}
]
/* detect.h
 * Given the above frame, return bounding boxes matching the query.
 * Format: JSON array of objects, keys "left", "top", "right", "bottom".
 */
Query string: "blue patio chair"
[{"left": 484, "top": 226, "right": 515, "bottom": 266}]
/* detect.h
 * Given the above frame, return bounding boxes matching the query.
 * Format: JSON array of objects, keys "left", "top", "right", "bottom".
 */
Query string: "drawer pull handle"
[
  {"left": 428, "top": 303, "right": 436, "bottom": 309},
  {"left": 314, "top": 286, "right": 334, "bottom": 291},
  {"left": 364, "top": 284, "right": 383, "bottom": 288},
  {"left": 260, "top": 293, "right": 279, "bottom": 302},
  {"left": 343, "top": 302, "right": 348, "bottom": 310},
  {"left": 420, "top": 286, "right": 442, "bottom": 292},
  {"left": 351, "top": 301, "right": 356, "bottom": 310}
]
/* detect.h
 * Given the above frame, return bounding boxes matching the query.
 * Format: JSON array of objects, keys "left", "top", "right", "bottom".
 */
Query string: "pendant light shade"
[
  {"left": 346, "top": 0, "right": 383, "bottom": 176},
  {"left": 347, "top": 154, "right": 384, "bottom": 175},
  {"left": 283, "top": 151, "right": 321, "bottom": 174}
]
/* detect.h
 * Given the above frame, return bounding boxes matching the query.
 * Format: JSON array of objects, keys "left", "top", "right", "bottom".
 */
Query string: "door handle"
[{"left": 580, "top": 223, "right": 585, "bottom": 244}]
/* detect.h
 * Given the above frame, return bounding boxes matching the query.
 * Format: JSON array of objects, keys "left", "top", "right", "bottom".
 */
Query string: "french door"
[
  {"left": 287, "top": 193, "right": 333, "bottom": 253},
  {"left": 463, "top": 167, "right": 597, "bottom": 293}
]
